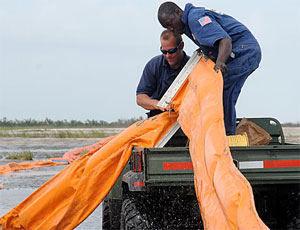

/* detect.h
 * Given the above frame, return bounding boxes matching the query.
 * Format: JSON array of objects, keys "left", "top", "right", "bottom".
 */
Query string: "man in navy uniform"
[
  {"left": 158, "top": 2, "right": 262, "bottom": 135},
  {"left": 136, "top": 29, "right": 190, "bottom": 118}
]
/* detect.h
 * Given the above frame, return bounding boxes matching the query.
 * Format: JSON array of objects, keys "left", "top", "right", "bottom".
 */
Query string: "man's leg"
[
  {"left": 223, "top": 45, "right": 261, "bottom": 135},
  {"left": 223, "top": 82, "right": 237, "bottom": 135},
  {"left": 223, "top": 68, "right": 253, "bottom": 135}
]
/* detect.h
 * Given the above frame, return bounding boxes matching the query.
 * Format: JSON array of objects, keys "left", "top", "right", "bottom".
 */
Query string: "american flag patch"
[{"left": 198, "top": 16, "right": 212, "bottom": 27}]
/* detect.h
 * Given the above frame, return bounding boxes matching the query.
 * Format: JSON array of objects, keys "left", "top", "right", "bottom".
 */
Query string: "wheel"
[
  {"left": 102, "top": 197, "right": 122, "bottom": 230},
  {"left": 120, "top": 198, "right": 161, "bottom": 230},
  {"left": 102, "top": 198, "right": 111, "bottom": 230},
  {"left": 287, "top": 216, "right": 300, "bottom": 230},
  {"left": 286, "top": 195, "right": 300, "bottom": 230},
  {"left": 277, "top": 190, "right": 300, "bottom": 230}
]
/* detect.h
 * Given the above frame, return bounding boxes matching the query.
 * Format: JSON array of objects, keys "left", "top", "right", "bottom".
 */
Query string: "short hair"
[
  {"left": 160, "top": 29, "right": 182, "bottom": 46},
  {"left": 158, "top": 1, "right": 181, "bottom": 19}
]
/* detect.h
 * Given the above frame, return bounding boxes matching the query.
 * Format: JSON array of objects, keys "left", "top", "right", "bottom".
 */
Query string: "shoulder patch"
[{"left": 198, "top": 16, "right": 212, "bottom": 27}]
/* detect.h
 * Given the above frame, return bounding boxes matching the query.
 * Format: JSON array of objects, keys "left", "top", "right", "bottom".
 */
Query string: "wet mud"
[{"left": 0, "top": 137, "right": 104, "bottom": 229}]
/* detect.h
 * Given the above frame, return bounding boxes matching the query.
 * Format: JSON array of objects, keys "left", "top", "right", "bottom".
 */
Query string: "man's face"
[
  {"left": 160, "top": 13, "right": 185, "bottom": 35},
  {"left": 160, "top": 36, "right": 182, "bottom": 69}
]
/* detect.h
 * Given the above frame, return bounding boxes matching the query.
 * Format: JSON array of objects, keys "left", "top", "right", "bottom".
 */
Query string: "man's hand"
[
  {"left": 136, "top": 94, "right": 167, "bottom": 111},
  {"left": 214, "top": 61, "right": 227, "bottom": 73},
  {"left": 151, "top": 99, "right": 167, "bottom": 111},
  {"left": 214, "top": 38, "right": 232, "bottom": 74}
]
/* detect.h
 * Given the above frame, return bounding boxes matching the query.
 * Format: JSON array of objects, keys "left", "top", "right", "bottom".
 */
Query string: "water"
[
  {"left": 0, "top": 137, "right": 102, "bottom": 160},
  {"left": 0, "top": 137, "right": 104, "bottom": 229}
]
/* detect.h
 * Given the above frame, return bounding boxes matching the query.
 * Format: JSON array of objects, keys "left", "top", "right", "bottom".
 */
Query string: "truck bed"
[{"left": 140, "top": 144, "right": 300, "bottom": 186}]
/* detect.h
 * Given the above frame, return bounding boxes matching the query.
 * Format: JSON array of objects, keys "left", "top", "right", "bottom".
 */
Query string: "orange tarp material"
[
  {"left": 0, "top": 137, "right": 114, "bottom": 176},
  {"left": 0, "top": 112, "right": 178, "bottom": 229},
  {"left": 173, "top": 58, "right": 268, "bottom": 229},
  {"left": 0, "top": 161, "right": 67, "bottom": 175},
  {"left": 51, "top": 136, "right": 115, "bottom": 163},
  {"left": 0, "top": 57, "right": 268, "bottom": 229}
]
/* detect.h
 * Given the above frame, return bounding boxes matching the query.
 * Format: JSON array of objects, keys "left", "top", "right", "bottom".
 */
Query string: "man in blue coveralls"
[
  {"left": 158, "top": 2, "right": 262, "bottom": 135},
  {"left": 136, "top": 29, "right": 190, "bottom": 118}
]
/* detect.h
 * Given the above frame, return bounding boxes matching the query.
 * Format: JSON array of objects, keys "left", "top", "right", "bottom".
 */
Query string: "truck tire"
[
  {"left": 286, "top": 201, "right": 300, "bottom": 230},
  {"left": 102, "top": 198, "right": 110, "bottom": 230},
  {"left": 276, "top": 190, "right": 300, "bottom": 230},
  {"left": 287, "top": 217, "right": 300, "bottom": 230},
  {"left": 102, "top": 197, "right": 122, "bottom": 229},
  {"left": 120, "top": 198, "right": 161, "bottom": 230}
]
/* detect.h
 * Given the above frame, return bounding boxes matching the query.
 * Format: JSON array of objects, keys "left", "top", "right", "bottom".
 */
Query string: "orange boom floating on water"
[
  {"left": 0, "top": 57, "right": 268, "bottom": 230},
  {"left": 0, "top": 137, "right": 114, "bottom": 176}
]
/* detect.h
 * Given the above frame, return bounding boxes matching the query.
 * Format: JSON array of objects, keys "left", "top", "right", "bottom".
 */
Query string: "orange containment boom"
[
  {"left": 173, "top": 58, "right": 268, "bottom": 229},
  {"left": 0, "top": 113, "right": 178, "bottom": 229},
  {"left": 0, "top": 160, "right": 67, "bottom": 176},
  {"left": 0, "top": 137, "right": 114, "bottom": 176},
  {"left": 0, "top": 57, "right": 268, "bottom": 230}
]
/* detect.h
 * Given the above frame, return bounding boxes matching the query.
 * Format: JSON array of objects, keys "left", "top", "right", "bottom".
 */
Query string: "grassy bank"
[
  {"left": 0, "top": 117, "right": 144, "bottom": 129},
  {"left": 0, "top": 117, "right": 137, "bottom": 138},
  {"left": 7, "top": 151, "right": 34, "bottom": 160},
  {"left": 0, "top": 130, "right": 113, "bottom": 138}
]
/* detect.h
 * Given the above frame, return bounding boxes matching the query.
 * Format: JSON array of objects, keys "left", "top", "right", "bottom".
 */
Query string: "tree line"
[
  {"left": 1, "top": 117, "right": 299, "bottom": 128},
  {"left": 0, "top": 117, "right": 145, "bottom": 128},
  {"left": 282, "top": 122, "right": 300, "bottom": 127}
]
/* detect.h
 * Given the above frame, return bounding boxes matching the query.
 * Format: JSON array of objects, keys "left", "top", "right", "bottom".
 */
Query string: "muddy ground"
[
  {"left": 0, "top": 127, "right": 125, "bottom": 137},
  {"left": 0, "top": 136, "right": 104, "bottom": 229},
  {"left": 282, "top": 127, "right": 300, "bottom": 143},
  {"left": 0, "top": 127, "right": 299, "bottom": 229}
]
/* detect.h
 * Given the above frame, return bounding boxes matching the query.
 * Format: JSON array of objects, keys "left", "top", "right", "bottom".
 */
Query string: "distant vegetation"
[
  {"left": 282, "top": 122, "right": 300, "bottom": 127},
  {"left": 0, "top": 130, "right": 110, "bottom": 138},
  {"left": 0, "top": 117, "right": 299, "bottom": 131},
  {"left": 0, "top": 117, "right": 144, "bottom": 129},
  {"left": 7, "top": 151, "right": 34, "bottom": 160}
]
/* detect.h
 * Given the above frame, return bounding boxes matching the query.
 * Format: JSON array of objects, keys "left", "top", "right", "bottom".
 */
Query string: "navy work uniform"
[
  {"left": 182, "top": 3, "right": 262, "bottom": 135},
  {"left": 136, "top": 53, "right": 190, "bottom": 117}
]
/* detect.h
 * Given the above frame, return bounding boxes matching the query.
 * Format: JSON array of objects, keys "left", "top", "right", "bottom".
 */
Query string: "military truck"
[{"left": 102, "top": 117, "right": 300, "bottom": 230}]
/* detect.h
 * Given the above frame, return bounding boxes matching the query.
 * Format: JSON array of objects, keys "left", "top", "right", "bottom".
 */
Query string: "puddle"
[
  {"left": 0, "top": 137, "right": 104, "bottom": 229},
  {"left": 0, "top": 137, "right": 102, "bottom": 160}
]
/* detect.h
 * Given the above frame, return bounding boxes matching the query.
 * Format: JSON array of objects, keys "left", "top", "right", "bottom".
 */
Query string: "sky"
[{"left": 0, "top": 0, "right": 299, "bottom": 123}]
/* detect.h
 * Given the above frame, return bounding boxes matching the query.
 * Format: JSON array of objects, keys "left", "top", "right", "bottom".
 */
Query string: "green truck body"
[{"left": 102, "top": 118, "right": 300, "bottom": 230}]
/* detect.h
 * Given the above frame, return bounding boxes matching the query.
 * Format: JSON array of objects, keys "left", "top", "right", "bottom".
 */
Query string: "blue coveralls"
[
  {"left": 182, "top": 4, "right": 262, "bottom": 135},
  {"left": 136, "top": 53, "right": 190, "bottom": 117}
]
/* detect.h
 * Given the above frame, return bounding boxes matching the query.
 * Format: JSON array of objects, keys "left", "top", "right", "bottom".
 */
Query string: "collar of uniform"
[
  {"left": 162, "top": 54, "right": 168, "bottom": 68},
  {"left": 182, "top": 3, "right": 194, "bottom": 39},
  {"left": 178, "top": 51, "right": 189, "bottom": 70},
  {"left": 182, "top": 3, "right": 193, "bottom": 26}
]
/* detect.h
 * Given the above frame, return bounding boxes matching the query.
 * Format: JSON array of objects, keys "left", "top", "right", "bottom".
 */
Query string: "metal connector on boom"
[
  {"left": 157, "top": 50, "right": 203, "bottom": 109},
  {"left": 155, "top": 50, "right": 203, "bottom": 148}
]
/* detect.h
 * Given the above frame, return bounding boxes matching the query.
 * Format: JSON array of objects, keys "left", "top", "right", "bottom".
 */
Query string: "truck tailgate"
[{"left": 143, "top": 145, "right": 300, "bottom": 186}]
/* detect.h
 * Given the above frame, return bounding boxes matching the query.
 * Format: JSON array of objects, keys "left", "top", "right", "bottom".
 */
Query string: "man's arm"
[
  {"left": 136, "top": 94, "right": 166, "bottom": 111},
  {"left": 214, "top": 38, "right": 232, "bottom": 73}
]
